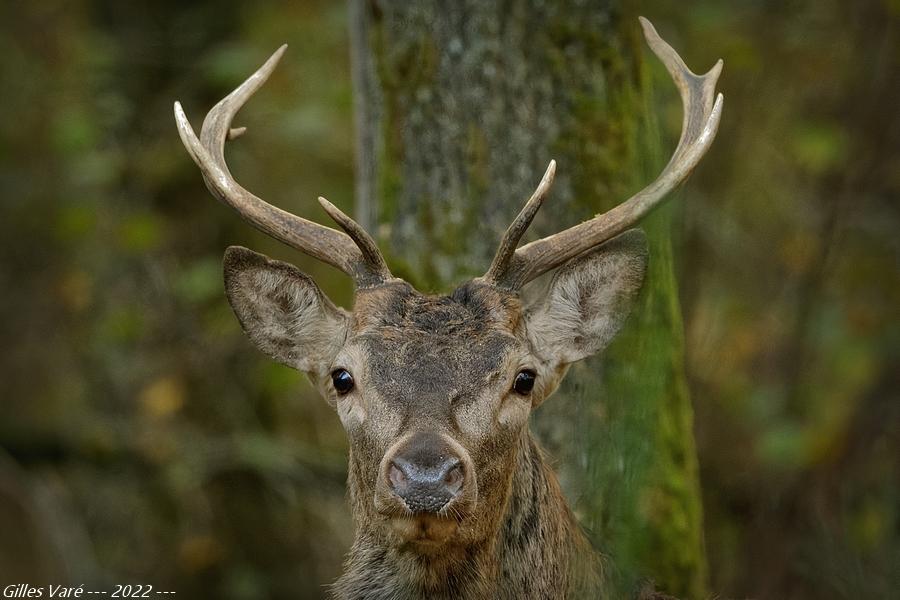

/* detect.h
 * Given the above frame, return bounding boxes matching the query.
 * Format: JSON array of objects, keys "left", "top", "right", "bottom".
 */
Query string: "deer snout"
[
  {"left": 388, "top": 455, "right": 464, "bottom": 513},
  {"left": 380, "top": 432, "right": 474, "bottom": 516}
]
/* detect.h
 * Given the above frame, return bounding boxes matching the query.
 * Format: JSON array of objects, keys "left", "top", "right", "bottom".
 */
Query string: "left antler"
[{"left": 174, "top": 45, "right": 393, "bottom": 288}]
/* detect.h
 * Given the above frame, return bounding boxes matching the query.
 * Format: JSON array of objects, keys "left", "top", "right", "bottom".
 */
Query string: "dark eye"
[
  {"left": 331, "top": 369, "right": 355, "bottom": 395},
  {"left": 512, "top": 370, "right": 536, "bottom": 395}
]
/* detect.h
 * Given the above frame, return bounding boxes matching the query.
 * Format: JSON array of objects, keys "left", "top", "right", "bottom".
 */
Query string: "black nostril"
[{"left": 387, "top": 455, "right": 464, "bottom": 514}]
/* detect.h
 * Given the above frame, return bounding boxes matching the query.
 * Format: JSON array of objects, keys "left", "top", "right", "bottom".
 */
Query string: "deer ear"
[
  {"left": 223, "top": 246, "right": 349, "bottom": 374},
  {"left": 525, "top": 229, "right": 648, "bottom": 366}
]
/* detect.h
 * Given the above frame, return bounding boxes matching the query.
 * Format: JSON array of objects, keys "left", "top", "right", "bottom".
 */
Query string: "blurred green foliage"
[{"left": 0, "top": 1, "right": 897, "bottom": 599}]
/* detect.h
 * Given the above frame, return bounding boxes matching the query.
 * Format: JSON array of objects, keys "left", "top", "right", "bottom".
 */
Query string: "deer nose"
[{"left": 388, "top": 451, "right": 464, "bottom": 514}]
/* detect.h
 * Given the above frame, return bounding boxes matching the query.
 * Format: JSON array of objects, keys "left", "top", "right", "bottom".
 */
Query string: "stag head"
[{"left": 174, "top": 17, "right": 722, "bottom": 551}]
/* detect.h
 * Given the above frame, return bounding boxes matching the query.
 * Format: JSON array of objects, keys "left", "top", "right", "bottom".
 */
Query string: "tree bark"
[{"left": 350, "top": 1, "right": 707, "bottom": 596}]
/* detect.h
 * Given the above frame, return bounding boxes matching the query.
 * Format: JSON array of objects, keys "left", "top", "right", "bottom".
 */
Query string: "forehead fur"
[
  {"left": 352, "top": 280, "right": 521, "bottom": 334},
  {"left": 350, "top": 280, "right": 523, "bottom": 411}
]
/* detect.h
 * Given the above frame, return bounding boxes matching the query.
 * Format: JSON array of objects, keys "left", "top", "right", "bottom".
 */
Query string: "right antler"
[
  {"left": 483, "top": 17, "right": 724, "bottom": 290},
  {"left": 174, "top": 45, "right": 393, "bottom": 288}
]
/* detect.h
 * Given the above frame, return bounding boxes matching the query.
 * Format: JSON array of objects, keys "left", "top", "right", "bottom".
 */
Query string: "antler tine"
[
  {"left": 174, "top": 46, "right": 392, "bottom": 287},
  {"left": 482, "top": 160, "right": 556, "bottom": 284},
  {"left": 492, "top": 17, "right": 723, "bottom": 290},
  {"left": 318, "top": 196, "right": 392, "bottom": 280}
]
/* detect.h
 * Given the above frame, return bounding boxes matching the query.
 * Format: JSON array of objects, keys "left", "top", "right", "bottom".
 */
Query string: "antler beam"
[
  {"left": 174, "top": 45, "right": 392, "bottom": 287},
  {"left": 484, "top": 17, "right": 724, "bottom": 289}
]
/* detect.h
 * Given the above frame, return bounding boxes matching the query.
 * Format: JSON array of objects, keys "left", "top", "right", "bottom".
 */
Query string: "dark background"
[{"left": 1, "top": 1, "right": 897, "bottom": 598}]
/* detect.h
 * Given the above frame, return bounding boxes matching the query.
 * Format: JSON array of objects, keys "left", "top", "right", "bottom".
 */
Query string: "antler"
[
  {"left": 483, "top": 160, "right": 557, "bottom": 283},
  {"left": 174, "top": 45, "right": 392, "bottom": 288},
  {"left": 484, "top": 17, "right": 724, "bottom": 290}
]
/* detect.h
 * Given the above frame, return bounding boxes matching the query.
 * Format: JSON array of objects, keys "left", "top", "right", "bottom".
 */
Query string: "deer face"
[
  {"left": 222, "top": 229, "right": 647, "bottom": 549},
  {"left": 176, "top": 16, "right": 721, "bottom": 554}
]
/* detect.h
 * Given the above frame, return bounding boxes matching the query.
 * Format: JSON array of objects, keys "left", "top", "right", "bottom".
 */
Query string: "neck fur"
[{"left": 332, "top": 431, "right": 601, "bottom": 599}]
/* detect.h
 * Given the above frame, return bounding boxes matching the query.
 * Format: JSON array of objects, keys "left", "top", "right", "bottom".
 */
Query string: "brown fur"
[
  {"left": 222, "top": 230, "right": 649, "bottom": 599},
  {"left": 334, "top": 433, "right": 601, "bottom": 599}
]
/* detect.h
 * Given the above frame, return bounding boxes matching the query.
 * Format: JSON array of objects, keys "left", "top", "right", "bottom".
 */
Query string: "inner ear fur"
[
  {"left": 524, "top": 229, "right": 649, "bottom": 366},
  {"left": 223, "top": 246, "right": 349, "bottom": 374}
]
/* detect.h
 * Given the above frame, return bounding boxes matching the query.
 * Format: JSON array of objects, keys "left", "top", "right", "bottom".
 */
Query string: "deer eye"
[
  {"left": 512, "top": 370, "right": 536, "bottom": 395},
  {"left": 331, "top": 369, "right": 355, "bottom": 395}
]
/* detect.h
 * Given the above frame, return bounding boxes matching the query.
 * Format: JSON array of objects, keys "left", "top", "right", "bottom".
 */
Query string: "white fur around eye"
[
  {"left": 328, "top": 345, "right": 371, "bottom": 428},
  {"left": 337, "top": 394, "right": 366, "bottom": 428},
  {"left": 498, "top": 392, "right": 530, "bottom": 428}
]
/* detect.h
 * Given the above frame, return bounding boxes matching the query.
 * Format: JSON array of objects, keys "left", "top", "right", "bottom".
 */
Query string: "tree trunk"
[{"left": 350, "top": 1, "right": 707, "bottom": 596}]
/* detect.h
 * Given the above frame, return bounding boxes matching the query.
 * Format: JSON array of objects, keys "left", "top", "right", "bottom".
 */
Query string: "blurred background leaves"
[{"left": 0, "top": 0, "right": 897, "bottom": 598}]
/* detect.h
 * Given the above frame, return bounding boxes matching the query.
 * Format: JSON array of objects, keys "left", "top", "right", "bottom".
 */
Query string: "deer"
[{"left": 174, "top": 16, "right": 722, "bottom": 600}]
